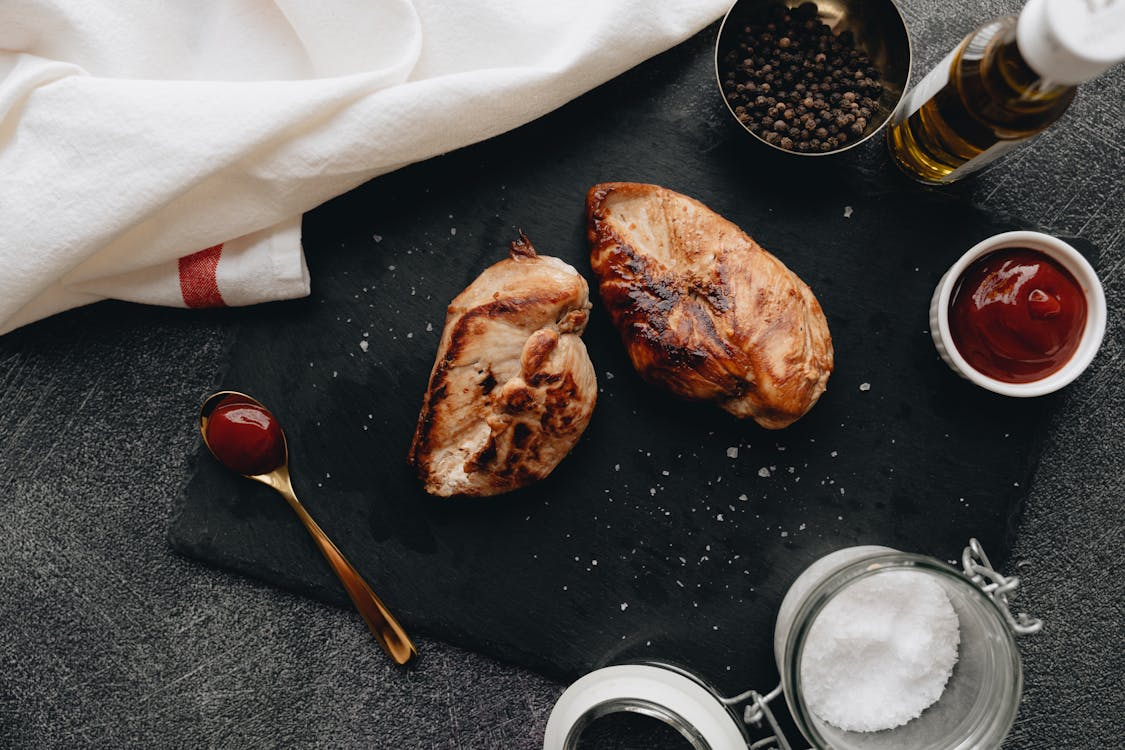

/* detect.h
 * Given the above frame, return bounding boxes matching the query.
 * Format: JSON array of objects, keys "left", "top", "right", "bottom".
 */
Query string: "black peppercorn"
[{"left": 721, "top": 1, "right": 883, "bottom": 152}]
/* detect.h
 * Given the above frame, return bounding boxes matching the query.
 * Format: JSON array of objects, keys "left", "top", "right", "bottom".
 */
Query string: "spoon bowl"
[{"left": 199, "top": 390, "right": 418, "bottom": 665}]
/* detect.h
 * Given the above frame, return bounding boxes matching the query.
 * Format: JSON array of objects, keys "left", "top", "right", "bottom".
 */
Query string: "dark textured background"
[{"left": 1, "top": 0, "right": 1122, "bottom": 747}]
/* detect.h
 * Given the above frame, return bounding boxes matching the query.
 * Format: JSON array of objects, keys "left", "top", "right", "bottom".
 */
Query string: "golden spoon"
[{"left": 198, "top": 390, "right": 417, "bottom": 665}]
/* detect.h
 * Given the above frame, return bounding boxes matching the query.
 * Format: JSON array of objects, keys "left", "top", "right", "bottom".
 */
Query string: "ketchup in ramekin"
[{"left": 948, "top": 248, "right": 1087, "bottom": 384}]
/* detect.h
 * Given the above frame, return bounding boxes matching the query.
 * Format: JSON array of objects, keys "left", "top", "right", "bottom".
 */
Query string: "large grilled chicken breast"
[
  {"left": 409, "top": 235, "right": 597, "bottom": 497},
  {"left": 587, "top": 183, "right": 832, "bottom": 429}
]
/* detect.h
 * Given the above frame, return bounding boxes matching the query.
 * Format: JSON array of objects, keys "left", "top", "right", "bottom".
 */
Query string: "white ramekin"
[{"left": 930, "top": 230, "right": 1106, "bottom": 397}]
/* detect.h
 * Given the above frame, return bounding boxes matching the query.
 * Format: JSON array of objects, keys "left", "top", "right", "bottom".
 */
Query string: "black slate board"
[{"left": 170, "top": 30, "right": 1093, "bottom": 693}]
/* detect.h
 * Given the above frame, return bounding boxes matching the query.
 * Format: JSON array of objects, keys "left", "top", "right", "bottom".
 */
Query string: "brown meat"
[
  {"left": 587, "top": 182, "right": 833, "bottom": 429},
  {"left": 409, "top": 234, "right": 597, "bottom": 496}
]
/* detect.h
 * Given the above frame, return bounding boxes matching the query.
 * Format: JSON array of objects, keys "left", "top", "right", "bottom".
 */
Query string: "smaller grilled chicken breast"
[
  {"left": 409, "top": 235, "right": 597, "bottom": 497},
  {"left": 587, "top": 182, "right": 833, "bottom": 429}
]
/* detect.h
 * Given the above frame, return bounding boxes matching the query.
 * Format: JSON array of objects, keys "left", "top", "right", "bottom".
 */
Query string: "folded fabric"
[{"left": 0, "top": 0, "right": 730, "bottom": 334}]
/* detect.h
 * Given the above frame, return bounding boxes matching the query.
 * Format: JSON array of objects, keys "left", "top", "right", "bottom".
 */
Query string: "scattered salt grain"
[
  {"left": 620, "top": 603, "right": 628, "bottom": 611},
  {"left": 726, "top": 447, "right": 739, "bottom": 458},
  {"left": 843, "top": 205, "right": 854, "bottom": 218},
  {"left": 758, "top": 467, "right": 771, "bottom": 478},
  {"left": 801, "top": 570, "right": 960, "bottom": 732},
  {"left": 359, "top": 340, "right": 369, "bottom": 352},
  {"left": 859, "top": 382, "right": 871, "bottom": 391}
]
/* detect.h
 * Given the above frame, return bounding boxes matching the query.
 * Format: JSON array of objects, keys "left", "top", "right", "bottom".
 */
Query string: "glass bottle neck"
[{"left": 992, "top": 18, "right": 1075, "bottom": 102}]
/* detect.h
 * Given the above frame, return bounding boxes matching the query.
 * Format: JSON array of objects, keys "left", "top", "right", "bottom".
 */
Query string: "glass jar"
[
  {"left": 544, "top": 540, "right": 1038, "bottom": 750},
  {"left": 774, "top": 546, "right": 1025, "bottom": 749}
]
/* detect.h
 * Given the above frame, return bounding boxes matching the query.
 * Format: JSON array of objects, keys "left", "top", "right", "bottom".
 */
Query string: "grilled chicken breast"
[
  {"left": 587, "top": 182, "right": 832, "bottom": 429},
  {"left": 409, "top": 235, "right": 597, "bottom": 497}
]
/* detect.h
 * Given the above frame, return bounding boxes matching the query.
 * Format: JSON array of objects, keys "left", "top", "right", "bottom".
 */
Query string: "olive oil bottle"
[{"left": 888, "top": 0, "right": 1125, "bottom": 184}]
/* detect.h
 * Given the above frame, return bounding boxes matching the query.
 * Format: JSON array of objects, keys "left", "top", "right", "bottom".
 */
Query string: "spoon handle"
[{"left": 276, "top": 482, "right": 418, "bottom": 665}]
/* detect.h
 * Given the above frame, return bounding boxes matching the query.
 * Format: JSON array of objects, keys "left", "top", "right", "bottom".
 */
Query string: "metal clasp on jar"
[{"left": 962, "top": 538, "right": 1043, "bottom": 635}]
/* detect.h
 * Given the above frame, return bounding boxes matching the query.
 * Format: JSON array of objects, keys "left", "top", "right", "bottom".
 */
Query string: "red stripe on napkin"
[{"left": 178, "top": 244, "right": 226, "bottom": 308}]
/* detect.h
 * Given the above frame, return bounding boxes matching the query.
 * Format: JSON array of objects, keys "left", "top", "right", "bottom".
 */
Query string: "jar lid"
[{"left": 542, "top": 663, "right": 749, "bottom": 750}]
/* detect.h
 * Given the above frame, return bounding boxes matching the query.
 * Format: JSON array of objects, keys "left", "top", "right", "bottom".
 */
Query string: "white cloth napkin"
[{"left": 0, "top": 0, "right": 730, "bottom": 334}]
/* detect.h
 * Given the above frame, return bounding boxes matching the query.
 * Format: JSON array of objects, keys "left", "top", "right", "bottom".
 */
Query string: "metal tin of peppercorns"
[{"left": 715, "top": 0, "right": 911, "bottom": 157}]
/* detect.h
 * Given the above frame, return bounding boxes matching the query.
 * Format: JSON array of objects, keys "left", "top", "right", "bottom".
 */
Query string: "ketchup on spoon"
[{"left": 204, "top": 399, "right": 286, "bottom": 476}]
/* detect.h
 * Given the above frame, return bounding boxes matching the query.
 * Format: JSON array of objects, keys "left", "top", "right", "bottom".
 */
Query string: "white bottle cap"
[{"left": 1018, "top": 0, "right": 1125, "bottom": 85}]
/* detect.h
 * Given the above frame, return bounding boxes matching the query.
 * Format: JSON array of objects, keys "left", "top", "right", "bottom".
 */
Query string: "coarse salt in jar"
[{"left": 774, "top": 544, "right": 1035, "bottom": 749}]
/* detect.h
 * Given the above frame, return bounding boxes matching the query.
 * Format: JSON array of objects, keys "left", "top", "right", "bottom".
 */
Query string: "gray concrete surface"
[{"left": 1, "top": 1, "right": 1122, "bottom": 747}]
